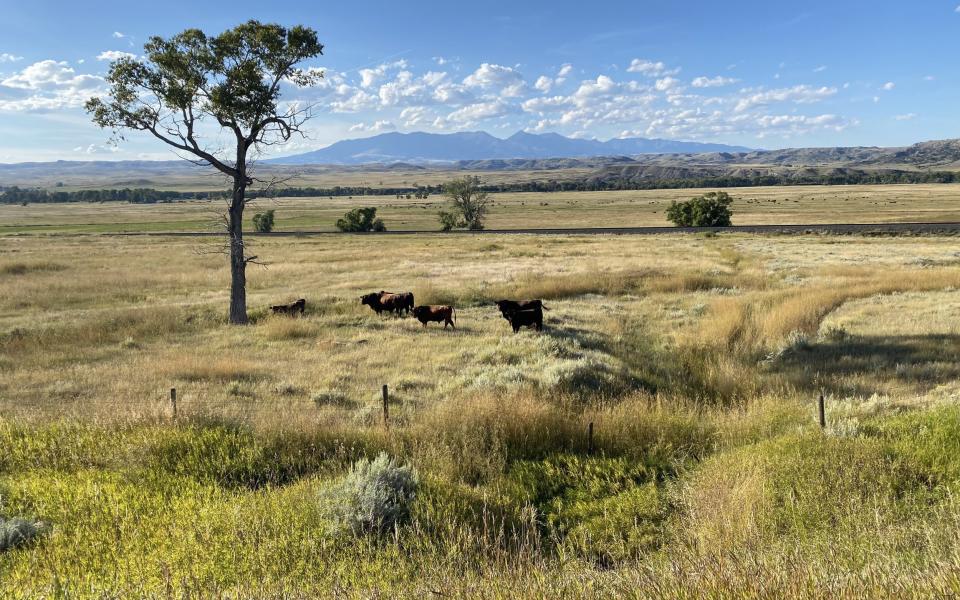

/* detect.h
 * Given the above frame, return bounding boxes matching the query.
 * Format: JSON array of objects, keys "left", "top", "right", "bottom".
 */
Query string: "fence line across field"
[{"left": 2, "top": 387, "right": 835, "bottom": 433}]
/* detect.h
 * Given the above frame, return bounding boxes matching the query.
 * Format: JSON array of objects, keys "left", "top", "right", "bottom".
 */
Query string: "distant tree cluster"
[
  {"left": 666, "top": 191, "right": 733, "bottom": 227},
  {"left": 0, "top": 186, "right": 225, "bottom": 205},
  {"left": 336, "top": 207, "right": 386, "bottom": 232},
  {"left": 4, "top": 168, "right": 960, "bottom": 206}
]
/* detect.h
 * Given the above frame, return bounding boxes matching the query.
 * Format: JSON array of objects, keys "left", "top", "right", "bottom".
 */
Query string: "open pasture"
[
  {"left": 3, "top": 230, "right": 960, "bottom": 596},
  {"left": 3, "top": 183, "right": 960, "bottom": 234}
]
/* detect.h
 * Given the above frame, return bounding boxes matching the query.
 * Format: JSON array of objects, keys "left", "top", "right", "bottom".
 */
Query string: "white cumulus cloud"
[
  {"left": 626, "top": 59, "right": 666, "bottom": 76},
  {"left": 734, "top": 84, "right": 837, "bottom": 112},
  {"left": 534, "top": 75, "right": 553, "bottom": 93},
  {"left": 691, "top": 76, "right": 738, "bottom": 88},
  {"left": 348, "top": 120, "right": 396, "bottom": 133},
  {"left": 358, "top": 59, "right": 408, "bottom": 89},
  {"left": 463, "top": 63, "right": 526, "bottom": 97},
  {"left": 96, "top": 50, "right": 136, "bottom": 62},
  {"left": 654, "top": 76, "right": 681, "bottom": 92}
]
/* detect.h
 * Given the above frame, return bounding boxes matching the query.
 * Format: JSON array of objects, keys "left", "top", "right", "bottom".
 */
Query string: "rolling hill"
[{"left": 266, "top": 131, "right": 753, "bottom": 165}]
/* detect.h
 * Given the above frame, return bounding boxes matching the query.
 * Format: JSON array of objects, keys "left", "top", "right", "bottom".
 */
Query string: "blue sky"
[{"left": 0, "top": 0, "right": 957, "bottom": 162}]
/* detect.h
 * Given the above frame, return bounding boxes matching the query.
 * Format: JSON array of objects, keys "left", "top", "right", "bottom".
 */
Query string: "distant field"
[{"left": 2, "top": 183, "right": 960, "bottom": 234}]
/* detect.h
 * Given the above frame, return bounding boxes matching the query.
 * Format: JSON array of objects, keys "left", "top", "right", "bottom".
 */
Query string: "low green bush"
[
  {"left": 562, "top": 483, "right": 667, "bottom": 564},
  {"left": 681, "top": 433, "right": 930, "bottom": 551},
  {"left": 867, "top": 405, "right": 960, "bottom": 490},
  {"left": 503, "top": 454, "right": 670, "bottom": 562},
  {"left": 144, "top": 424, "right": 371, "bottom": 488}
]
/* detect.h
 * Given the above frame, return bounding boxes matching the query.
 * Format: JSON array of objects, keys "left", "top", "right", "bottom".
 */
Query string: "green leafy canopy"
[
  {"left": 85, "top": 21, "right": 324, "bottom": 180},
  {"left": 336, "top": 207, "right": 386, "bottom": 232},
  {"left": 665, "top": 191, "right": 734, "bottom": 227}
]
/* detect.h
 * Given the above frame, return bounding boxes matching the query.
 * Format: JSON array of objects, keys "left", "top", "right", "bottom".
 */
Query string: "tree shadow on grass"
[{"left": 769, "top": 334, "right": 960, "bottom": 398}]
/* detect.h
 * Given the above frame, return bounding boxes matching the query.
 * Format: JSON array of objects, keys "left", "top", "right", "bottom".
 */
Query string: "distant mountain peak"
[{"left": 268, "top": 131, "right": 753, "bottom": 165}]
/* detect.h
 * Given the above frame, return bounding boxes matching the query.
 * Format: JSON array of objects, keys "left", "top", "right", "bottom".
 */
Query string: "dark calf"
[
  {"left": 271, "top": 298, "right": 306, "bottom": 316},
  {"left": 412, "top": 305, "right": 456, "bottom": 329}
]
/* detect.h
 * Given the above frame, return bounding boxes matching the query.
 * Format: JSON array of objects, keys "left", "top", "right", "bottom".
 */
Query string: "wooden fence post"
[
  {"left": 817, "top": 393, "right": 826, "bottom": 429},
  {"left": 587, "top": 422, "right": 594, "bottom": 455},
  {"left": 170, "top": 387, "right": 178, "bottom": 421},
  {"left": 382, "top": 384, "right": 389, "bottom": 428}
]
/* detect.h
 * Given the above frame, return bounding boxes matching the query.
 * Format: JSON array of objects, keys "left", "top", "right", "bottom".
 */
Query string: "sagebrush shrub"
[
  {"left": 0, "top": 517, "right": 43, "bottom": 552},
  {"left": 819, "top": 325, "right": 849, "bottom": 342},
  {"left": 324, "top": 453, "right": 418, "bottom": 534}
]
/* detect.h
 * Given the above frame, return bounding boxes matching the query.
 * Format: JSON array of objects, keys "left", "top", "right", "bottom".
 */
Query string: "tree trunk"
[{"left": 228, "top": 177, "right": 248, "bottom": 325}]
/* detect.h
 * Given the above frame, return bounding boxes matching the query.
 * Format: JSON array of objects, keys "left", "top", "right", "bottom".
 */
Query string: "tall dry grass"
[{"left": 691, "top": 268, "right": 960, "bottom": 356}]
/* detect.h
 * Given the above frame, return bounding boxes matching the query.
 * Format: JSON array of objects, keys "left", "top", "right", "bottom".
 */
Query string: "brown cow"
[
  {"left": 412, "top": 305, "right": 456, "bottom": 329},
  {"left": 362, "top": 290, "right": 415, "bottom": 316},
  {"left": 271, "top": 298, "right": 306, "bottom": 316},
  {"left": 381, "top": 290, "right": 414, "bottom": 316}
]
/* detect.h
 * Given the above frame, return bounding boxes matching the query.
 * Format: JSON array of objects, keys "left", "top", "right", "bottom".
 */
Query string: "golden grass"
[
  {"left": 2, "top": 230, "right": 960, "bottom": 420},
  {"left": 689, "top": 268, "right": 960, "bottom": 355},
  {"left": 0, "top": 260, "right": 67, "bottom": 275},
  {"left": 3, "top": 225, "right": 960, "bottom": 595},
  {"left": 162, "top": 356, "right": 268, "bottom": 383},
  {"left": 258, "top": 315, "right": 320, "bottom": 340}
]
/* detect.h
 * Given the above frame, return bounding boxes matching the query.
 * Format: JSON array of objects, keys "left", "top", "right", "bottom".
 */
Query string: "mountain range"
[
  {"left": 3, "top": 137, "right": 960, "bottom": 191},
  {"left": 267, "top": 131, "right": 753, "bottom": 165}
]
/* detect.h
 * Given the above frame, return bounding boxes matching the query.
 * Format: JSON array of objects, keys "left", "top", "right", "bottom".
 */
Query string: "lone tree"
[
  {"left": 252, "top": 209, "right": 275, "bottom": 233},
  {"left": 86, "top": 21, "right": 324, "bottom": 324},
  {"left": 666, "top": 191, "right": 734, "bottom": 227},
  {"left": 438, "top": 176, "right": 490, "bottom": 231},
  {"left": 336, "top": 207, "right": 386, "bottom": 232}
]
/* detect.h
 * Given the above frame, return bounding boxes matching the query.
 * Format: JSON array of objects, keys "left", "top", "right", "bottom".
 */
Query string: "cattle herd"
[{"left": 271, "top": 291, "right": 548, "bottom": 332}]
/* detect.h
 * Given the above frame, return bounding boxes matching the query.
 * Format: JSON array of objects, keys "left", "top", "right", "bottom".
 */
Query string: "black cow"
[
  {"left": 271, "top": 298, "right": 306, "bottom": 316},
  {"left": 361, "top": 292, "right": 390, "bottom": 316},
  {"left": 507, "top": 308, "right": 543, "bottom": 333},
  {"left": 494, "top": 299, "right": 549, "bottom": 322}
]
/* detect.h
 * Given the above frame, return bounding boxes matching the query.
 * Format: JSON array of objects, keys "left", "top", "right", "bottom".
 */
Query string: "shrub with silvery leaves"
[
  {"left": 0, "top": 517, "right": 44, "bottom": 551},
  {"left": 324, "top": 453, "right": 418, "bottom": 535}
]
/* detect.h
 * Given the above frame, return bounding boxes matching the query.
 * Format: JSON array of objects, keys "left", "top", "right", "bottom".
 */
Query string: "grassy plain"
[
  {"left": 3, "top": 223, "right": 960, "bottom": 596},
  {"left": 3, "top": 183, "right": 960, "bottom": 234}
]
